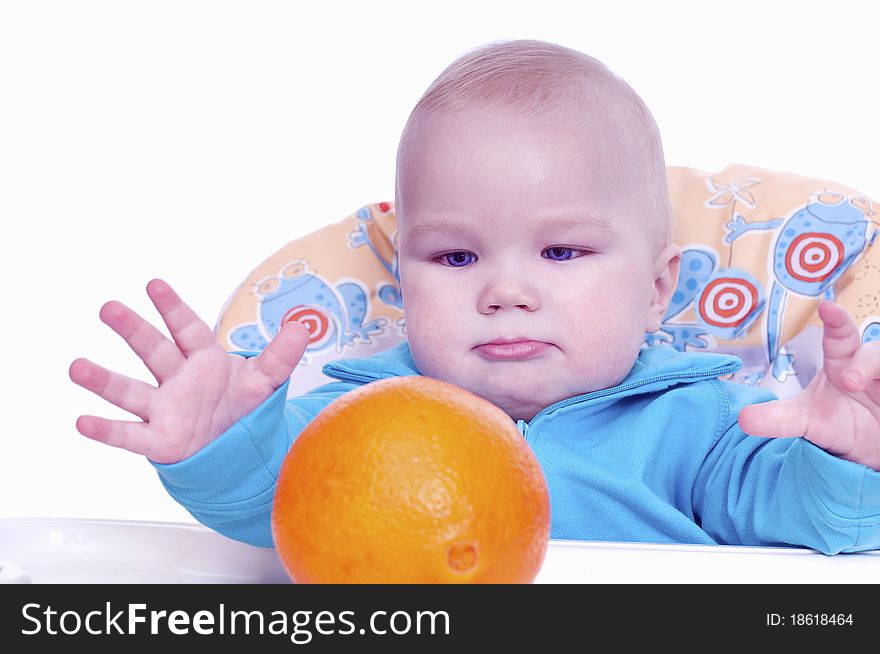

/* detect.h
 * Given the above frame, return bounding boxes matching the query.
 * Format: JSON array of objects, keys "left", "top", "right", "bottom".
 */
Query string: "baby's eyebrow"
[
  {"left": 404, "top": 220, "right": 478, "bottom": 243},
  {"left": 540, "top": 214, "right": 612, "bottom": 232}
]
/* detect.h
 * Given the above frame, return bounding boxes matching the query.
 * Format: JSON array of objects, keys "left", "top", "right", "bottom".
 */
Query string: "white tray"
[
  {"left": 0, "top": 517, "right": 289, "bottom": 584},
  {"left": 1, "top": 518, "right": 877, "bottom": 583}
]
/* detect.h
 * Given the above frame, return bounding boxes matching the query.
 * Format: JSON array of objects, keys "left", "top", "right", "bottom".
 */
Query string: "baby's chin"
[
  {"left": 413, "top": 347, "right": 637, "bottom": 421},
  {"left": 444, "top": 372, "right": 576, "bottom": 423},
  {"left": 491, "top": 398, "right": 549, "bottom": 423},
  {"left": 438, "top": 359, "right": 639, "bottom": 422}
]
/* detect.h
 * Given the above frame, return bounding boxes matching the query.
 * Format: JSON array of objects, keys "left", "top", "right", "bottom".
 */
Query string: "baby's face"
[{"left": 396, "top": 107, "right": 675, "bottom": 421}]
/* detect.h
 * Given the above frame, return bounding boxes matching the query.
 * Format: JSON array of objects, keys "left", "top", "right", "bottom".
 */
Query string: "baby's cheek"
[
  {"left": 404, "top": 288, "right": 460, "bottom": 343},
  {"left": 561, "top": 290, "right": 643, "bottom": 376},
  {"left": 402, "top": 289, "right": 471, "bottom": 387}
]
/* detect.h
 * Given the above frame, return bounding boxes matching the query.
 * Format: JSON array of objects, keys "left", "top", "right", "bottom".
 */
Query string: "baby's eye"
[
  {"left": 438, "top": 251, "right": 477, "bottom": 267},
  {"left": 542, "top": 246, "right": 587, "bottom": 261}
]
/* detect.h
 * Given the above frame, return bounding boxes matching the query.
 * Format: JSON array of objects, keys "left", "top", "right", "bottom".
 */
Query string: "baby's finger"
[
  {"left": 69, "top": 358, "right": 154, "bottom": 420},
  {"left": 840, "top": 341, "right": 880, "bottom": 394},
  {"left": 146, "top": 279, "right": 218, "bottom": 356},
  {"left": 99, "top": 300, "right": 185, "bottom": 383},
  {"left": 737, "top": 398, "right": 808, "bottom": 438},
  {"left": 250, "top": 320, "right": 310, "bottom": 389},
  {"left": 818, "top": 301, "right": 862, "bottom": 363},
  {"left": 75, "top": 415, "right": 153, "bottom": 458}
]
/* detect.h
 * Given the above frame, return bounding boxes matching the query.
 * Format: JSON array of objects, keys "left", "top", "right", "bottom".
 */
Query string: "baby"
[{"left": 70, "top": 40, "right": 880, "bottom": 553}]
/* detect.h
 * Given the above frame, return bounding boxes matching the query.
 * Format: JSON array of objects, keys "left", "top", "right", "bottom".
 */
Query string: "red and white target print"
[
  {"left": 698, "top": 277, "right": 760, "bottom": 328},
  {"left": 282, "top": 305, "right": 330, "bottom": 346},
  {"left": 784, "top": 232, "right": 844, "bottom": 283}
]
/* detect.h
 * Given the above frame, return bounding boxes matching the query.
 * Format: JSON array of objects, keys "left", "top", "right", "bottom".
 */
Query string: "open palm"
[{"left": 70, "top": 279, "right": 309, "bottom": 464}]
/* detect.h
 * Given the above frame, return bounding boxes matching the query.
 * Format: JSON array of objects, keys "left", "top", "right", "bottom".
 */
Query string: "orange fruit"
[{"left": 271, "top": 375, "right": 550, "bottom": 583}]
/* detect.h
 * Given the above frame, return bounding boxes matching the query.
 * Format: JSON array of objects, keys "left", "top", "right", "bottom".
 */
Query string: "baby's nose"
[{"left": 477, "top": 278, "right": 541, "bottom": 314}]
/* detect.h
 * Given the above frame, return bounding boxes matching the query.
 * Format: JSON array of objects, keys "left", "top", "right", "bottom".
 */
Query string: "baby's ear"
[{"left": 646, "top": 244, "right": 681, "bottom": 333}]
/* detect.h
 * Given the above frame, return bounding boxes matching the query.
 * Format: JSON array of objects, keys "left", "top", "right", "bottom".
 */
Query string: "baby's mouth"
[{"left": 473, "top": 339, "right": 552, "bottom": 361}]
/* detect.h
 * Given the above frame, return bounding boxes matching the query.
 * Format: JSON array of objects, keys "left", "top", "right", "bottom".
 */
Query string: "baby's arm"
[
  {"left": 693, "top": 381, "right": 880, "bottom": 554},
  {"left": 69, "top": 279, "right": 310, "bottom": 463}
]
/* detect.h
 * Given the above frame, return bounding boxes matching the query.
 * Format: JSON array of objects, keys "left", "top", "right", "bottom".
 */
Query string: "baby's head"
[{"left": 395, "top": 40, "right": 681, "bottom": 421}]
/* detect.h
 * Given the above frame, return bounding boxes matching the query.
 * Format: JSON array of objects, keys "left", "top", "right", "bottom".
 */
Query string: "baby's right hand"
[{"left": 69, "top": 279, "right": 310, "bottom": 464}]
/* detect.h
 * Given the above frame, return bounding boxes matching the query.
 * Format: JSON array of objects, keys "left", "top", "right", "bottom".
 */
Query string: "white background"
[{"left": 2, "top": 0, "right": 878, "bottom": 528}]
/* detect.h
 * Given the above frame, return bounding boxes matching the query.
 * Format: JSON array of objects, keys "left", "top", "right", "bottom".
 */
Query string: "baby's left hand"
[{"left": 738, "top": 301, "right": 880, "bottom": 471}]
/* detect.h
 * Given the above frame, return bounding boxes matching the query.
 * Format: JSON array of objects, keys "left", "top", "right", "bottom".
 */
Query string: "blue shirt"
[{"left": 153, "top": 342, "right": 880, "bottom": 553}]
